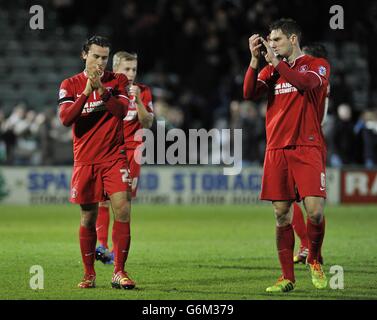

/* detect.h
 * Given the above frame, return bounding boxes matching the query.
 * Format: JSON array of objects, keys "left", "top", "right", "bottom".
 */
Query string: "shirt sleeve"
[
  {"left": 243, "top": 65, "right": 270, "bottom": 100},
  {"left": 58, "top": 79, "right": 75, "bottom": 106},
  {"left": 275, "top": 60, "right": 321, "bottom": 91},
  {"left": 143, "top": 86, "right": 154, "bottom": 114},
  {"left": 58, "top": 78, "right": 89, "bottom": 127},
  {"left": 307, "top": 58, "right": 330, "bottom": 86},
  {"left": 101, "top": 73, "right": 130, "bottom": 119},
  {"left": 113, "top": 73, "right": 129, "bottom": 100},
  {"left": 257, "top": 65, "right": 272, "bottom": 87}
]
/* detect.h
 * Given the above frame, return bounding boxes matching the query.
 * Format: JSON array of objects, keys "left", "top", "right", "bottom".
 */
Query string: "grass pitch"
[{"left": 0, "top": 204, "right": 376, "bottom": 300}]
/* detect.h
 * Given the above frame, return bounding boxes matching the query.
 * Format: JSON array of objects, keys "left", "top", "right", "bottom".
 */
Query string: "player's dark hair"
[
  {"left": 269, "top": 18, "right": 302, "bottom": 43},
  {"left": 82, "top": 35, "right": 111, "bottom": 54},
  {"left": 302, "top": 43, "right": 328, "bottom": 59}
]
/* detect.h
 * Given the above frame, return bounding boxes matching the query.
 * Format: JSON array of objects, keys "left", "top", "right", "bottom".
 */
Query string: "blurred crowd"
[
  {"left": 1, "top": 100, "right": 377, "bottom": 168},
  {"left": 0, "top": 103, "right": 72, "bottom": 165},
  {"left": 1, "top": 0, "right": 377, "bottom": 167}
]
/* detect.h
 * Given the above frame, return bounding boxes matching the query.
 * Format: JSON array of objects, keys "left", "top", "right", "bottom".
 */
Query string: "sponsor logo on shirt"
[
  {"left": 299, "top": 65, "right": 308, "bottom": 72},
  {"left": 274, "top": 82, "right": 298, "bottom": 95},
  {"left": 82, "top": 100, "right": 106, "bottom": 114}
]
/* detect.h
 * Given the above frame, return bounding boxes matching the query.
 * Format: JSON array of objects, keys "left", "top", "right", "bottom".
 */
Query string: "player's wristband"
[{"left": 101, "top": 89, "right": 112, "bottom": 102}]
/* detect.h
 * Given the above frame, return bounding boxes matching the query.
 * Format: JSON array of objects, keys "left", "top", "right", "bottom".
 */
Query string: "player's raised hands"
[
  {"left": 89, "top": 74, "right": 101, "bottom": 89},
  {"left": 260, "top": 38, "right": 280, "bottom": 67},
  {"left": 83, "top": 78, "right": 94, "bottom": 96},
  {"left": 89, "top": 66, "right": 105, "bottom": 94},
  {"left": 249, "top": 34, "right": 263, "bottom": 59}
]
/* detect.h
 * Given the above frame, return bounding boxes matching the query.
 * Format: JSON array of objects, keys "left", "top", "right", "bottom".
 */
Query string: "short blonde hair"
[{"left": 112, "top": 51, "right": 138, "bottom": 70}]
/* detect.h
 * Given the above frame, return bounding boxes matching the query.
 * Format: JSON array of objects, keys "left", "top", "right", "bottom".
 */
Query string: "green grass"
[{"left": 0, "top": 204, "right": 376, "bottom": 300}]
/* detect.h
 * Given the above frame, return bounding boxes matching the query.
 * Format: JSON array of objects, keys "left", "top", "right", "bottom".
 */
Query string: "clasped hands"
[{"left": 84, "top": 65, "right": 105, "bottom": 96}]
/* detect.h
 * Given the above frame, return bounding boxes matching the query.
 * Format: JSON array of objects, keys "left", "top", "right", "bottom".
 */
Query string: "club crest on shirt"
[
  {"left": 299, "top": 65, "right": 308, "bottom": 72},
  {"left": 59, "top": 89, "right": 67, "bottom": 99},
  {"left": 319, "top": 66, "right": 327, "bottom": 76}
]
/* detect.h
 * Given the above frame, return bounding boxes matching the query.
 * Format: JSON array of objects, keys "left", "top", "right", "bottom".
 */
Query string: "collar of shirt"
[{"left": 283, "top": 54, "right": 306, "bottom": 68}]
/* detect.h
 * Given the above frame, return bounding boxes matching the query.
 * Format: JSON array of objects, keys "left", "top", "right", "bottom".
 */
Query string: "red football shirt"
[
  {"left": 58, "top": 71, "right": 129, "bottom": 165},
  {"left": 253, "top": 54, "right": 330, "bottom": 150},
  {"left": 123, "top": 83, "right": 154, "bottom": 149}
]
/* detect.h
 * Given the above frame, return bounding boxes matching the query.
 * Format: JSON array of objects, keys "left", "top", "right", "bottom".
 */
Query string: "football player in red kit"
[
  {"left": 292, "top": 43, "right": 330, "bottom": 264},
  {"left": 58, "top": 36, "right": 135, "bottom": 290},
  {"left": 243, "top": 19, "right": 329, "bottom": 292},
  {"left": 95, "top": 51, "right": 154, "bottom": 264}
]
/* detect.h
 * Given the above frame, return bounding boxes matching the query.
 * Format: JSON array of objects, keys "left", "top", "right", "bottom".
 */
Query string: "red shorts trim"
[
  {"left": 260, "top": 146, "right": 326, "bottom": 201},
  {"left": 70, "top": 158, "right": 131, "bottom": 204}
]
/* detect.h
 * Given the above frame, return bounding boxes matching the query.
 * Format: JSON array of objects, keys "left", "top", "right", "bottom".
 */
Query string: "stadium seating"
[
  {"left": 0, "top": 6, "right": 86, "bottom": 113},
  {"left": 0, "top": 0, "right": 372, "bottom": 119}
]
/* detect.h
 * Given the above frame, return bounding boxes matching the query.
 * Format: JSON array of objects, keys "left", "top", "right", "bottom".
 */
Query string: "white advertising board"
[{"left": 0, "top": 166, "right": 340, "bottom": 205}]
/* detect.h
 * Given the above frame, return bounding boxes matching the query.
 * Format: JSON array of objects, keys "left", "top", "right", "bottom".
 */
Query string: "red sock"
[
  {"left": 276, "top": 224, "right": 295, "bottom": 282},
  {"left": 79, "top": 225, "right": 97, "bottom": 275},
  {"left": 96, "top": 206, "right": 110, "bottom": 248},
  {"left": 112, "top": 220, "right": 131, "bottom": 274},
  {"left": 291, "top": 203, "right": 309, "bottom": 248},
  {"left": 306, "top": 217, "right": 325, "bottom": 264}
]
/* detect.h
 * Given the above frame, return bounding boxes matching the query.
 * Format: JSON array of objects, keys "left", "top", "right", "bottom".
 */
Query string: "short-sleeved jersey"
[
  {"left": 58, "top": 71, "right": 129, "bottom": 165},
  {"left": 257, "top": 54, "right": 330, "bottom": 150},
  {"left": 123, "top": 83, "right": 154, "bottom": 149}
]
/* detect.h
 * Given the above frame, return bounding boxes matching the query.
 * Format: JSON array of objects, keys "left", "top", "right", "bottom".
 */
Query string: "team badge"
[
  {"left": 319, "top": 66, "right": 327, "bottom": 76},
  {"left": 299, "top": 65, "right": 308, "bottom": 72},
  {"left": 59, "top": 89, "right": 67, "bottom": 99}
]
